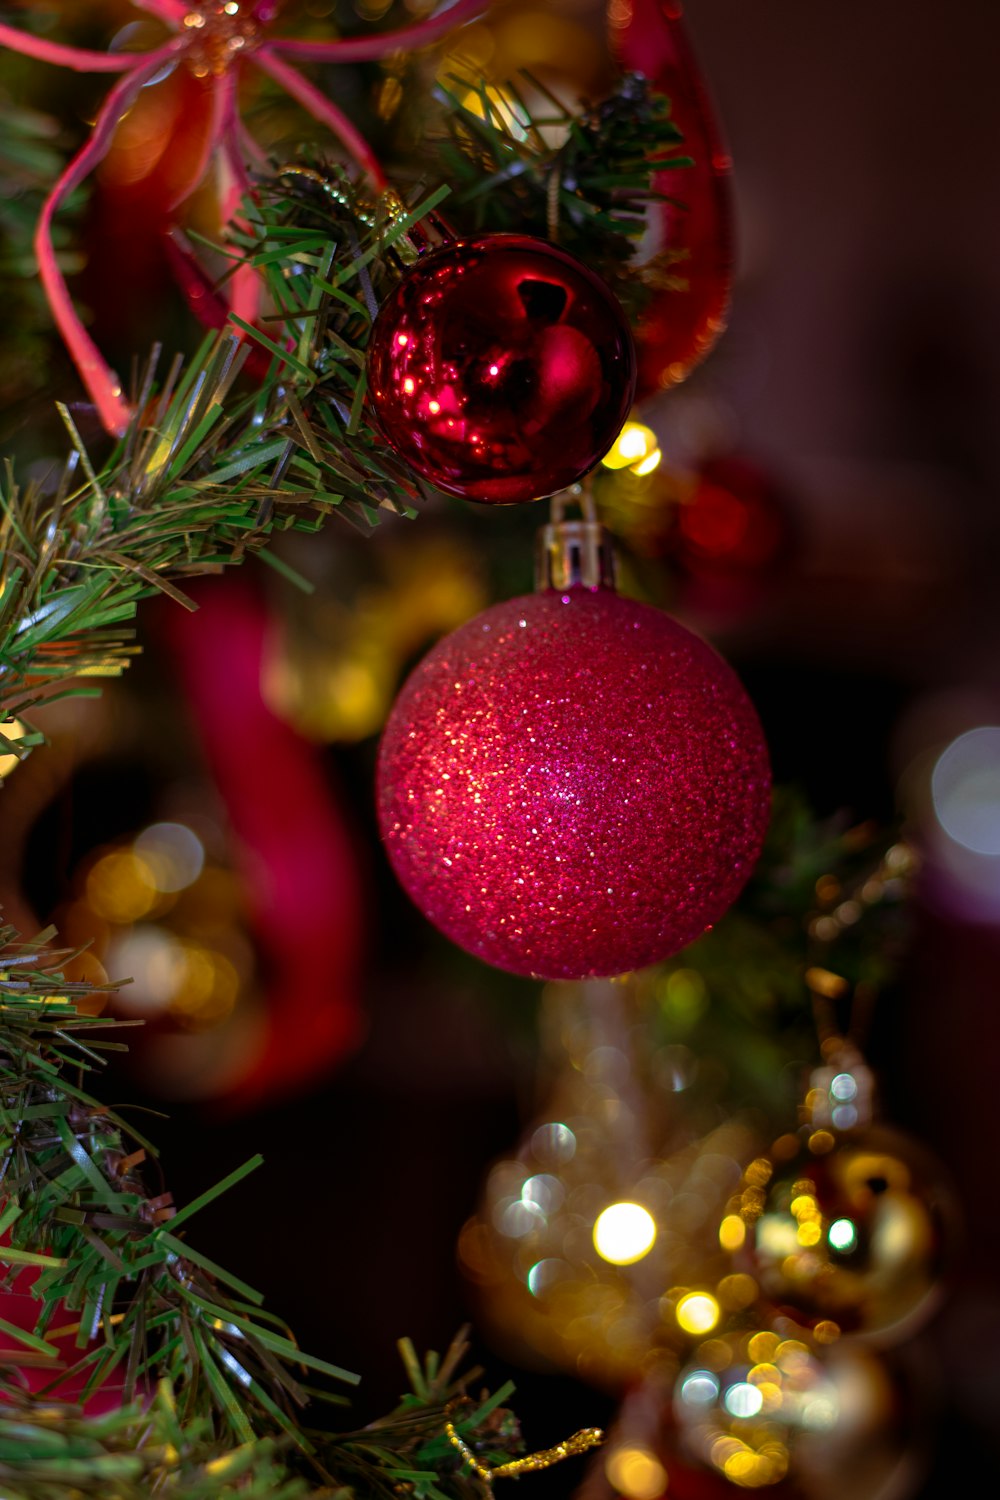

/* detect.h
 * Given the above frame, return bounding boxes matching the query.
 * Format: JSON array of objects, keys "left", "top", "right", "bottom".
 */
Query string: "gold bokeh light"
[
  {"left": 605, "top": 1445, "right": 668, "bottom": 1500},
  {"left": 676, "top": 1292, "right": 720, "bottom": 1335},
  {"left": 593, "top": 1202, "right": 657, "bottom": 1265}
]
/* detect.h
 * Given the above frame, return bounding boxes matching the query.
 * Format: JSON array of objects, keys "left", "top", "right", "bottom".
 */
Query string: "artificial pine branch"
[
  {"left": 0, "top": 920, "right": 531, "bottom": 1495},
  {"left": 431, "top": 72, "right": 689, "bottom": 318}
]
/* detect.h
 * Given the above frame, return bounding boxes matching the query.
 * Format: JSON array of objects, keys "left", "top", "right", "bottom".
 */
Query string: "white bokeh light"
[{"left": 931, "top": 727, "right": 1000, "bottom": 855}]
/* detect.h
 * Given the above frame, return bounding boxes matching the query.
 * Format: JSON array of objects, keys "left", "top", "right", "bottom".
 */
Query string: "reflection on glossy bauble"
[
  {"left": 736, "top": 1126, "right": 953, "bottom": 1340},
  {"left": 611, "top": 1, "right": 733, "bottom": 395},
  {"left": 674, "top": 1332, "right": 901, "bottom": 1493},
  {"left": 367, "top": 234, "right": 636, "bottom": 504},
  {"left": 376, "top": 587, "right": 770, "bottom": 979}
]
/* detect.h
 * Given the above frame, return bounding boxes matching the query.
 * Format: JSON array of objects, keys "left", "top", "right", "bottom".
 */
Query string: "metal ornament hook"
[{"left": 535, "top": 478, "right": 617, "bottom": 592}]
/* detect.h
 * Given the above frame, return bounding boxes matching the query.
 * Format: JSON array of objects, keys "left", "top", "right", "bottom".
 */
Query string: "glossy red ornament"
[
  {"left": 376, "top": 586, "right": 770, "bottom": 979},
  {"left": 610, "top": 0, "right": 734, "bottom": 395},
  {"left": 367, "top": 234, "right": 636, "bottom": 504}
]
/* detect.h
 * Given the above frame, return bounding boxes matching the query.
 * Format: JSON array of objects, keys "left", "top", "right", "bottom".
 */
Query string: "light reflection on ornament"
[{"left": 593, "top": 1202, "right": 657, "bottom": 1266}]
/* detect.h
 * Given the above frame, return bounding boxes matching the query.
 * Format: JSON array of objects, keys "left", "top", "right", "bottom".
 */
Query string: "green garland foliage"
[
  {"left": 0, "top": 923, "right": 536, "bottom": 1496},
  {"left": 643, "top": 791, "right": 916, "bottom": 1121},
  {"left": 433, "top": 72, "right": 686, "bottom": 319}
]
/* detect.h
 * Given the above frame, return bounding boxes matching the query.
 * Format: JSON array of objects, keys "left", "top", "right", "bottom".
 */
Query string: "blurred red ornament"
[
  {"left": 376, "top": 585, "right": 770, "bottom": 979},
  {"left": 0, "top": 1259, "right": 127, "bottom": 1413},
  {"left": 610, "top": 0, "right": 734, "bottom": 395},
  {"left": 367, "top": 234, "right": 636, "bottom": 504},
  {"left": 163, "top": 578, "right": 366, "bottom": 1110},
  {"left": 671, "top": 455, "right": 794, "bottom": 612}
]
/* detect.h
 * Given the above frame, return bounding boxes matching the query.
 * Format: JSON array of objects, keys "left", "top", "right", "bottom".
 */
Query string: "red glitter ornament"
[
  {"left": 611, "top": 0, "right": 734, "bottom": 395},
  {"left": 366, "top": 234, "right": 636, "bottom": 504},
  {"left": 376, "top": 573, "right": 770, "bottom": 979}
]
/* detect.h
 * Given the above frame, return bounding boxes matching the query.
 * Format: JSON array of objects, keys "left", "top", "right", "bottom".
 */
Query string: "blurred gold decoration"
[
  {"left": 263, "top": 535, "right": 487, "bottom": 742},
  {"left": 728, "top": 1041, "right": 954, "bottom": 1342},
  {"left": 459, "top": 980, "right": 756, "bottom": 1391},
  {"left": 53, "top": 816, "right": 258, "bottom": 1088},
  {"left": 673, "top": 1332, "right": 898, "bottom": 1492}
]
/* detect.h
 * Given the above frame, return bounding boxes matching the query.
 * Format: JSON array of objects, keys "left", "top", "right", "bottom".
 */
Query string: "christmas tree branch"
[{"left": 0, "top": 920, "right": 535, "bottom": 1496}]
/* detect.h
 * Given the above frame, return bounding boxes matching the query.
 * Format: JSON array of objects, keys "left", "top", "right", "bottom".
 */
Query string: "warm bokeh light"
[
  {"left": 931, "top": 725, "right": 1000, "bottom": 854},
  {"left": 134, "top": 822, "right": 205, "bottom": 893},
  {"left": 605, "top": 1444, "right": 668, "bottom": 1500},
  {"left": 601, "top": 421, "right": 661, "bottom": 473},
  {"left": 458, "top": 84, "right": 530, "bottom": 141},
  {"left": 632, "top": 447, "right": 663, "bottom": 477},
  {"left": 86, "top": 851, "right": 160, "bottom": 924},
  {"left": 593, "top": 1202, "right": 657, "bottom": 1265},
  {"left": 719, "top": 1213, "right": 747, "bottom": 1252},
  {"left": 0, "top": 717, "right": 28, "bottom": 778},
  {"left": 676, "top": 1292, "right": 720, "bottom": 1335}
]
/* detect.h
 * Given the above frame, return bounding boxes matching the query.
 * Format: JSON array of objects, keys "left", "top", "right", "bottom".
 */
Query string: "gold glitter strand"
[{"left": 445, "top": 1421, "right": 604, "bottom": 1485}]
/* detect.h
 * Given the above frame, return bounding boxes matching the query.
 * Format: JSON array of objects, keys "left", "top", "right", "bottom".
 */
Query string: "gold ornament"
[
  {"left": 673, "top": 1330, "right": 899, "bottom": 1492},
  {"left": 730, "top": 1043, "right": 954, "bottom": 1341},
  {"left": 458, "top": 980, "right": 756, "bottom": 1390}
]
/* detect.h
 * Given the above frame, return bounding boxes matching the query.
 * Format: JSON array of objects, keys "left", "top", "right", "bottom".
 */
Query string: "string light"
[{"left": 593, "top": 1202, "right": 657, "bottom": 1265}]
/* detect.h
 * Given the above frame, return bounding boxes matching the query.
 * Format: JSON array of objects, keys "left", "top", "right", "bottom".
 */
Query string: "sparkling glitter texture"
[
  {"left": 366, "top": 235, "right": 636, "bottom": 504},
  {"left": 376, "top": 588, "right": 771, "bottom": 979}
]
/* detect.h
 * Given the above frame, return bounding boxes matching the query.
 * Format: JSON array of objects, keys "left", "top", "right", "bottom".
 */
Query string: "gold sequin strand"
[{"left": 445, "top": 1420, "right": 604, "bottom": 1486}]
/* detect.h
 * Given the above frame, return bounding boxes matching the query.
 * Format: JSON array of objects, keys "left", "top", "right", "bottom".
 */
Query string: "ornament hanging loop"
[{"left": 535, "top": 479, "right": 617, "bottom": 593}]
